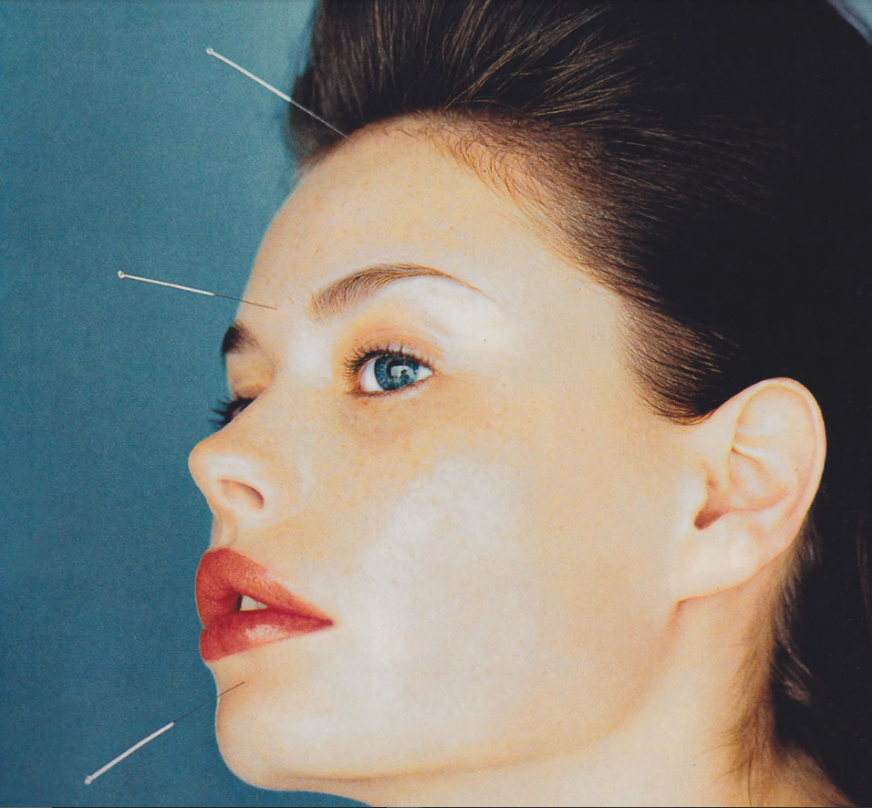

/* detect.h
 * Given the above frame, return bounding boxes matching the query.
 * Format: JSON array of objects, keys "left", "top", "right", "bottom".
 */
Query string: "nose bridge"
[{"left": 188, "top": 406, "right": 305, "bottom": 530}]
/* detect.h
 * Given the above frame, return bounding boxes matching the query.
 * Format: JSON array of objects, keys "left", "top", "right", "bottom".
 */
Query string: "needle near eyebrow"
[
  {"left": 205, "top": 47, "right": 352, "bottom": 142},
  {"left": 117, "top": 272, "right": 276, "bottom": 310},
  {"left": 83, "top": 682, "right": 245, "bottom": 785}
]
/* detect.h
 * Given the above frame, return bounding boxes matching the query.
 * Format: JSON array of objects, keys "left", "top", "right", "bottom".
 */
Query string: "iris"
[{"left": 371, "top": 355, "right": 425, "bottom": 391}]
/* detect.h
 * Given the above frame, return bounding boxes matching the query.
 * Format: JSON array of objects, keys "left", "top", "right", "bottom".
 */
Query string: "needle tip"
[
  {"left": 117, "top": 271, "right": 126, "bottom": 279},
  {"left": 84, "top": 776, "right": 94, "bottom": 785},
  {"left": 206, "top": 47, "right": 215, "bottom": 56}
]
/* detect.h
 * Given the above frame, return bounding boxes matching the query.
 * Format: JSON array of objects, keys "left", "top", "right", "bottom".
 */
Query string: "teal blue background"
[
  {"left": 1, "top": 1, "right": 870, "bottom": 806},
  {"left": 0, "top": 1, "right": 362, "bottom": 805}
]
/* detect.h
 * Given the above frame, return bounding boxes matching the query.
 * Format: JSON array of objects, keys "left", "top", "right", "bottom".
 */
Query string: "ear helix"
[{"left": 677, "top": 379, "right": 825, "bottom": 600}]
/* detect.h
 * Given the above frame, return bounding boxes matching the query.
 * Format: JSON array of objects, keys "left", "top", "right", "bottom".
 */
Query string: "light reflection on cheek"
[{"left": 350, "top": 455, "right": 540, "bottom": 668}]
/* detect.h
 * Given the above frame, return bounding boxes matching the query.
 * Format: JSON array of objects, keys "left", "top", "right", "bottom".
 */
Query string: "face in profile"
[{"left": 188, "top": 124, "right": 693, "bottom": 792}]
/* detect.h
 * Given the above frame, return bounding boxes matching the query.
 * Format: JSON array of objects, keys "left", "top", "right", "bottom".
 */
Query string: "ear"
[{"left": 671, "top": 379, "right": 826, "bottom": 601}]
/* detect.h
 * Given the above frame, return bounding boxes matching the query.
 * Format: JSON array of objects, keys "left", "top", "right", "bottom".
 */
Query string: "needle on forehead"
[
  {"left": 205, "top": 47, "right": 353, "bottom": 142},
  {"left": 83, "top": 682, "right": 245, "bottom": 785},
  {"left": 117, "top": 272, "right": 276, "bottom": 310}
]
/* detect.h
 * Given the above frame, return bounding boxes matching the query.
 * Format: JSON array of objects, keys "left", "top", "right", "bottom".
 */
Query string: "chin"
[
  {"left": 213, "top": 684, "right": 402, "bottom": 792},
  {"left": 216, "top": 709, "right": 332, "bottom": 792},
  {"left": 215, "top": 707, "right": 420, "bottom": 808},
  {"left": 214, "top": 690, "right": 340, "bottom": 788}
]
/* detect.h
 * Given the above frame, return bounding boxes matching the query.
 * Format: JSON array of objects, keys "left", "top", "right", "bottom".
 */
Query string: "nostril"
[{"left": 218, "top": 479, "right": 266, "bottom": 512}]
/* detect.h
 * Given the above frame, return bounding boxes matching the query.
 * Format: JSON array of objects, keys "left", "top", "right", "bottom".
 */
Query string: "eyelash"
[
  {"left": 210, "top": 396, "right": 254, "bottom": 431},
  {"left": 210, "top": 344, "right": 433, "bottom": 430}
]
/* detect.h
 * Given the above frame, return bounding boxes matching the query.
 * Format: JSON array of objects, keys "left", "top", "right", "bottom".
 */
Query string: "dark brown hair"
[{"left": 288, "top": 1, "right": 872, "bottom": 802}]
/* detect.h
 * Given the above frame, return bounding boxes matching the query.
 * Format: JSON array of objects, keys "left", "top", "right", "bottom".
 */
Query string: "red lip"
[{"left": 195, "top": 548, "right": 333, "bottom": 662}]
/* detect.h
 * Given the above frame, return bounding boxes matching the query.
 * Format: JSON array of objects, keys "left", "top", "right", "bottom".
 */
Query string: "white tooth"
[{"left": 239, "top": 595, "right": 267, "bottom": 611}]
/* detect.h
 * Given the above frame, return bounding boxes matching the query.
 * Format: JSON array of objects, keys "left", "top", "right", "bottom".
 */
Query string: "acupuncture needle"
[
  {"left": 83, "top": 681, "right": 246, "bottom": 785},
  {"left": 205, "top": 47, "right": 352, "bottom": 141},
  {"left": 117, "top": 271, "right": 277, "bottom": 309},
  {"left": 117, "top": 51, "right": 349, "bottom": 307}
]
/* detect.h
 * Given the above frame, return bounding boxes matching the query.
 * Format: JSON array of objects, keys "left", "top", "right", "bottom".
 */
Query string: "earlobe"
[{"left": 673, "top": 379, "right": 826, "bottom": 601}]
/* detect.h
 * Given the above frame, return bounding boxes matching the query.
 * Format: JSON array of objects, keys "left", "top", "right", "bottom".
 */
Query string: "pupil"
[{"left": 374, "top": 355, "right": 418, "bottom": 390}]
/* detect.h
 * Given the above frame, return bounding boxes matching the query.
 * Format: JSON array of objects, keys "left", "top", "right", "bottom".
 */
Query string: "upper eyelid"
[
  {"left": 345, "top": 343, "right": 434, "bottom": 375},
  {"left": 348, "top": 333, "right": 440, "bottom": 365},
  {"left": 227, "top": 380, "right": 263, "bottom": 397}
]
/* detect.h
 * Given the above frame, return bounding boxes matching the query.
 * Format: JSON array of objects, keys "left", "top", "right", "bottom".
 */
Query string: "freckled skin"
[{"left": 188, "top": 125, "right": 690, "bottom": 795}]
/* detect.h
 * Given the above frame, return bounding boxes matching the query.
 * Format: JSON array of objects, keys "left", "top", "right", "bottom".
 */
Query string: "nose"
[{"left": 188, "top": 421, "right": 299, "bottom": 531}]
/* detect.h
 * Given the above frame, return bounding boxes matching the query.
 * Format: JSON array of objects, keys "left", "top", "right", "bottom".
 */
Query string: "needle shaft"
[
  {"left": 205, "top": 47, "right": 352, "bottom": 141},
  {"left": 117, "top": 272, "right": 276, "bottom": 310},
  {"left": 84, "top": 722, "right": 175, "bottom": 785},
  {"left": 118, "top": 271, "right": 214, "bottom": 297},
  {"left": 83, "top": 682, "right": 245, "bottom": 786}
]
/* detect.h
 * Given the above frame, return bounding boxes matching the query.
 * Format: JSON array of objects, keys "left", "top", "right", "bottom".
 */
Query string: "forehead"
[
  {"left": 247, "top": 123, "right": 579, "bottom": 303},
  {"left": 297, "top": 123, "right": 526, "bottom": 232}
]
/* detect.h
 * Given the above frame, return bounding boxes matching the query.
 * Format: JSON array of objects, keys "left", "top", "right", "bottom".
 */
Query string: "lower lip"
[{"left": 200, "top": 610, "right": 331, "bottom": 662}]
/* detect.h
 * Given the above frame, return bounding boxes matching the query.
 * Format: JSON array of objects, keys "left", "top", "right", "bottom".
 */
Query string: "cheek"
[
  {"left": 352, "top": 456, "right": 544, "bottom": 678},
  {"left": 338, "top": 456, "right": 589, "bottom": 763},
  {"left": 319, "top": 406, "right": 669, "bottom": 761}
]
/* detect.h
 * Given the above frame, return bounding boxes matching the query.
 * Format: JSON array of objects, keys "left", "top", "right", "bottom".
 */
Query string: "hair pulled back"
[{"left": 289, "top": 2, "right": 872, "bottom": 803}]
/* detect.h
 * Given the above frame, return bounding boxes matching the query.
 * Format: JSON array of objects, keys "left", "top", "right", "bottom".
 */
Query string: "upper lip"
[{"left": 195, "top": 548, "right": 333, "bottom": 629}]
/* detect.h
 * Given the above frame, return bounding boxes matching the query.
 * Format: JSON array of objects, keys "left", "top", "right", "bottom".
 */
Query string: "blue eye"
[{"left": 359, "top": 353, "right": 433, "bottom": 393}]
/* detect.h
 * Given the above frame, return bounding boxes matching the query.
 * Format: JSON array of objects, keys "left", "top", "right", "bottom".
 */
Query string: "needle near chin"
[{"left": 83, "top": 682, "right": 245, "bottom": 785}]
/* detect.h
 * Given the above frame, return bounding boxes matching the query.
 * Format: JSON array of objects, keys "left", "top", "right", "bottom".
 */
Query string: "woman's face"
[{"left": 189, "top": 124, "right": 690, "bottom": 789}]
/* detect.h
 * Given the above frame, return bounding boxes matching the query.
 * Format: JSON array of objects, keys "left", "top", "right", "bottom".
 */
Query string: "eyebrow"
[
  {"left": 221, "top": 322, "right": 259, "bottom": 360},
  {"left": 220, "top": 263, "right": 487, "bottom": 359},
  {"left": 308, "top": 262, "right": 486, "bottom": 321}
]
